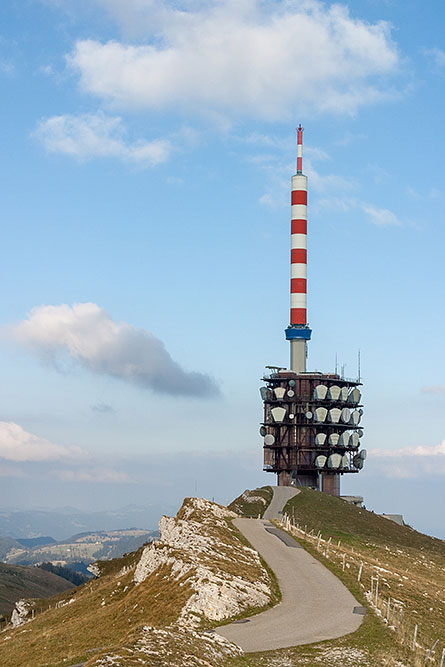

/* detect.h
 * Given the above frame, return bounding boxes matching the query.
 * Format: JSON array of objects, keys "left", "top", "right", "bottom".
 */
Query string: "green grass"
[{"left": 228, "top": 487, "right": 273, "bottom": 518}]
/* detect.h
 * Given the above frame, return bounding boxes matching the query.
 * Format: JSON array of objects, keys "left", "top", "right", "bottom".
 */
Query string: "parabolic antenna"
[
  {"left": 287, "top": 390, "right": 295, "bottom": 398},
  {"left": 314, "top": 384, "right": 328, "bottom": 400},
  {"left": 259, "top": 426, "right": 267, "bottom": 437},
  {"left": 315, "top": 455, "right": 327, "bottom": 468},
  {"left": 328, "top": 408, "right": 342, "bottom": 423},
  {"left": 314, "top": 407, "right": 328, "bottom": 422},
  {"left": 328, "top": 385, "right": 341, "bottom": 400},
  {"left": 327, "top": 453, "right": 342, "bottom": 469},
  {"left": 274, "top": 387, "right": 286, "bottom": 400},
  {"left": 264, "top": 434, "right": 275, "bottom": 446},
  {"left": 271, "top": 406, "right": 286, "bottom": 422},
  {"left": 328, "top": 433, "right": 340, "bottom": 445},
  {"left": 315, "top": 433, "right": 327, "bottom": 445}
]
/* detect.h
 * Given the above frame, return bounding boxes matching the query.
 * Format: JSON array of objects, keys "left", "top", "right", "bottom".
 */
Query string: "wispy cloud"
[
  {"left": 0, "top": 421, "right": 82, "bottom": 462},
  {"left": 67, "top": 1, "right": 400, "bottom": 120},
  {"left": 34, "top": 112, "right": 172, "bottom": 166},
  {"left": 91, "top": 402, "right": 116, "bottom": 414},
  {"left": 424, "top": 47, "right": 445, "bottom": 69},
  {"left": 53, "top": 468, "right": 133, "bottom": 483},
  {"left": 361, "top": 203, "right": 401, "bottom": 226},
  {"left": 368, "top": 440, "right": 445, "bottom": 479},
  {"left": 8, "top": 303, "right": 219, "bottom": 398},
  {"left": 421, "top": 386, "right": 445, "bottom": 394}
]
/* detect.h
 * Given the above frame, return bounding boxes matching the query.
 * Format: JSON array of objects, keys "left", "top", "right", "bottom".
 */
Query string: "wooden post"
[
  {"left": 397, "top": 607, "right": 402, "bottom": 631},
  {"left": 317, "top": 535, "right": 322, "bottom": 551},
  {"left": 412, "top": 624, "right": 418, "bottom": 651},
  {"left": 439, "top": 648, "right": 445, "bottom": 667},
  {"left": 342, "top": 553, "right": 346, "bottom": 571},
  {"left": 424, "top": 639, "right": 438, "bottom": 664},
  {"left": 325, "top": 537, "right": 332, "bottom": 557},
  {"left": 374, "top": 577, "right": 379, "bottom": 606},
  {"left": 358, "top": 562, "right": 363, "bottom": 582},
  {"left": 386, "top": 597, "right": 391, "bottom": 621}
]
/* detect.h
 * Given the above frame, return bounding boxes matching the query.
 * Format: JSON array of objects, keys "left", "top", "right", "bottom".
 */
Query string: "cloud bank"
[
  {"left": 368, "top": 440, "right": 445, "bottom": 479},
  {"left": 0, "top": 421, "right": 81, "bottom": 462},
  {"left": 10, "top": 303, "right": 219, "bottom": 397},
  {"left": 68, "top": 0, "right": 399, "bottom": 119},
  {"left": 35, "top": 112, "right": 171, "bottom": 166}
]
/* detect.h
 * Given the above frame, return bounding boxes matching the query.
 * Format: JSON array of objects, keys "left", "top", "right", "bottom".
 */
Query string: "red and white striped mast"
[{"left": 285, "top": 124, "right": 312, "bottom": 372}]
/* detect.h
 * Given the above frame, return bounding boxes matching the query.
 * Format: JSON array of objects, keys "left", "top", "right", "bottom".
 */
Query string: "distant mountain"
[
  {"left": 0, "top": 503, "right": 175, "bottom": 540},
  {"left": 0, "top": 563, "right": 74, "bottom": 617},
  {"left": 0, "top": 536, "right": 23, "bottom": 560},
  {"left": 4, "top": 528, "right": 157, "bottom": 569},
  {"left": 16, "top": 537, "right": 56, "bottom": 548}
]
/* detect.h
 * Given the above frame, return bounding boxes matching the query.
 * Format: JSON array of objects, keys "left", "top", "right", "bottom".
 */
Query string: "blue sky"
[{"left": 0, "top": 0, "right": 444, "bottom": 538}]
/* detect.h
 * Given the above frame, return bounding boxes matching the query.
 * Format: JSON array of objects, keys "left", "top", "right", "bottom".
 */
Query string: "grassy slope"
[
  {"left": 0, "top": 563, "right": 75, "bottom": 617},
  {"left": 228, "top": 487, "right": 273, "bottom": 518},
  {"left": 0, "top": 499, "right": 278, "bottom": 667}
]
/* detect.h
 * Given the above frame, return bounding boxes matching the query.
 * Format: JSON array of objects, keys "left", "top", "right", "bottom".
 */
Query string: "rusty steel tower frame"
[{"left": 260, "top": 127, "right": 366, "bottom": 495}]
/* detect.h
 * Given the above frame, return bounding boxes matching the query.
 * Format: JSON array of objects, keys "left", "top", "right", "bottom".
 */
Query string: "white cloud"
[
  {"left": 0, "top": 421, "right": 82, "bottom": 462},
  {"left": 54, "top": 468, "right": 133, "bottom": 483},
  {"left": 421, "top": 385, "right": 445, "bottom": 394},
  {"left": 425, "top": 47, "right": 445, "bottom": 69},
  {"left": 361, "top": 203, "right": 401, "bottom": 226},
  {"left": 35, "top": 112, "right": 172, "bottom": 166},
  {"left": 9, "top": 302, "right": 219, "bottom": 397},
  {"left": 368, "top": 440, "right": 445, "bottom": 479},
  {"left": 67, "top": 1, "right": 399, "bottom": 119}
]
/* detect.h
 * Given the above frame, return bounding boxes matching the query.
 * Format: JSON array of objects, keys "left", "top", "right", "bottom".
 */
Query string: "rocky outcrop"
[{"left": 133, "top": 497, "right": 272, "bottom": 626}]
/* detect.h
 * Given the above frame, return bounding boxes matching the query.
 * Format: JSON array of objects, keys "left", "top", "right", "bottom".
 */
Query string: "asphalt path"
[
  {"left": 263, "top": 485, "right": 300, "bottom": 519},
  {"left": 217, "top": 488, "right": 363, "bottom": 652}
]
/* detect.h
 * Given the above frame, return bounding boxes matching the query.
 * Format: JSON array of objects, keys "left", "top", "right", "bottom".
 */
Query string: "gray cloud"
[
  {"left": 9, "top": 303, "right": 219, "bottom": 398},
  {"left": 91, "top": 402, "right": 116, "bottom": 414}
]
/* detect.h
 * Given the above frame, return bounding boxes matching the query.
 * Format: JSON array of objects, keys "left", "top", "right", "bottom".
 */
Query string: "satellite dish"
[
  {"left": 359, "top": 449, "right": 367, "bottom": 460},
  {"left": 314, "top": 384, "right": 328, "bottom": 400},
  {"left": 287, "top": 390, "right": 295, "bottom": 398},
  {"left": 327, "top": 453, "right": 342, "bottom": 469},
  {"left": 328, "top": 433, "right": 340, "bottom": 445},
  {"left": 359, "top": 408, "right": 364, "bottom": 416},
  {"left": 314, "top": 407, "right": 328, "bottom": 422},
  {"left": 351, "top": 410, "right": 361, "bottom": 425},
  {"left": 259, "top": 426, "right": 267, "bottom": 437},
  {"left": 328, "top": 408, "right": 342, "bottom": 423},
  {"left": 338, "top": 432, "right": 349, "bottom": 447},
  {"left": 305, "top": 411, "right": 313, "bottom": 419},
  {"left": 353, "top": 454, "right": 364, "bottom": 469},
  {"left": 340, "top": 386, "right": 349, "bottom": 401},
  {"left": 358, "top": 429, "right": 364, "bottom": 437},
  {"left": 315, "top": 433, "right": 327, "bottom": 445},
  {"left": 328, "top": 385, "right": 341, "bottom": 400},
  {"left": 347, "top": 388, "right": 361, "bottom": 404},
  {"left": 271, "top": 406, "right": 286, "bottom": 422},
  {"left": 274, "top": 387, "right": 286, "bottom": 400},
  {"left": 341, "top": 407, "right": 351, "bottom": 423},
  {"left": 264, "top": 434, "right": 275, "bottom": 446},
  {"left": 341, "top": 454, "right": 349, "bottom": 469},
  {"left": 259, "top": 387, "right": 268, "bottom": 401},
  {"left": 289, "top": 413, "right": 295, "bottom": 419},
  {"left": 289, "top": 379, "right": 296, "bottom": 387},
  {"left": 350, "top": 432, "right": 360, "bottom": 447},
  {"left": 315, "top": 455, "right": 327, "bottom": 468}
]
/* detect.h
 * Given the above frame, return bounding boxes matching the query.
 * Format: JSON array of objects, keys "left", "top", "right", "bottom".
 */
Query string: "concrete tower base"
[{"left": 321, "top": 473, "right": 340, "bottom": 496}]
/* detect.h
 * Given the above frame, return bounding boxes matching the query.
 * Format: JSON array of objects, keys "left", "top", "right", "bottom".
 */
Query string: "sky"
[{"left": 0, "top": 0, "right": 444, "bottom": 538}]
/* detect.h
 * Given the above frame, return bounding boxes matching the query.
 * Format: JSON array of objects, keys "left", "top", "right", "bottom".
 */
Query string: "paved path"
[
  {"left": 263, "top": 485, "right": 300, "bottom": 520},
  {"left": 217, "top": 488, "right": 362, "bottom": 652}
]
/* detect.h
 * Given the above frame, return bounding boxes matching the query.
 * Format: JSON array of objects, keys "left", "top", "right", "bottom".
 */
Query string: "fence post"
[
  {"left": 374, "top": 577, "right": 379, "bottom": 606},
  {"left": 342, "top": 553, "right": 346, "bottom": 571},
  {"left": 439, "top": 648, "right": 445, "bottom": 667},
  {"left": 397, "top": 607, "right": 403, "bottom": 632},
  {"left": 386, "top": 597, "right": 391, "bottom": 621},
  {"left": 412, "top": 624, "right": 418, "bottom": 651},
  {"left": 317, "top": 535, "right": 322, "bottom": 551},
  {"left": 358, "top": 562, "right": 363, "bottom": 582},
  {"left": 424, "top": 640, "right": 438, "bottom": 664},
  {"left": 325, "top": 537, "right": 332, "bottom": 557}
]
